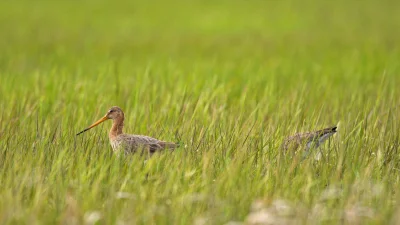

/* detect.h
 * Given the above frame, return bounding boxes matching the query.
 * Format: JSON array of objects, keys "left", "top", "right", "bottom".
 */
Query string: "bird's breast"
[{"left": 110, "top": 139, "right": 122, "bottom": 151}]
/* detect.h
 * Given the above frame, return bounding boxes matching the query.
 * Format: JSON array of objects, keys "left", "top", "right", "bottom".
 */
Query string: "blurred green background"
[{"left": 1, "top": 0, "right": 398, "bottom": 67}]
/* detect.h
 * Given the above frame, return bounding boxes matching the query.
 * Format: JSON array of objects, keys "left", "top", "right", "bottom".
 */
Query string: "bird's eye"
[{"left": 109, "top": 110, "right": 115, "bottom": 113}]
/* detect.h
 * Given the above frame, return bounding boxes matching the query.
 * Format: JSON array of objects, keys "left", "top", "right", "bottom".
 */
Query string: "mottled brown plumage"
[
  {"left": 282, "top": 126, "right": 337, "bottom": 152},
  {"left": 77, "top": 106, "right": 178, "bottom": 155}
]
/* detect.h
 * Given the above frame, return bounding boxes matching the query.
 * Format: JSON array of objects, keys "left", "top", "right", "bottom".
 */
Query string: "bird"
[
  {"left": 282, "top": 126, "right": 337, "bottom": 158},
  {"left": 76, "top": 106, "right": 179, "bottom": 155}
]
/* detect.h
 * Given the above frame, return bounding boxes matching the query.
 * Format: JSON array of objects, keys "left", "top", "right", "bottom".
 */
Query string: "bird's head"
[{"left": 76, "top": 106, "right": 124, "bottom": 135}]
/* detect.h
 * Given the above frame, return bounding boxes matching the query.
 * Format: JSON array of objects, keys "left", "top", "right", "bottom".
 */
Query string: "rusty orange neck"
[{"left": 109, "top": 115, "right": 124, "bottom": 140}]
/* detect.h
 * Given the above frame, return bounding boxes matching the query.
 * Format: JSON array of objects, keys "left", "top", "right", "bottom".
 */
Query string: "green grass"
[{"left": 0, "top": 0, "right": 400, "bottom": 224}]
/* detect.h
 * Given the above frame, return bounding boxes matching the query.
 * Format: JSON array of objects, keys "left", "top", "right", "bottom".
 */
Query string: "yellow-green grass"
[{"left": 0, "top": 0, "right": 399, "bottom": 224}]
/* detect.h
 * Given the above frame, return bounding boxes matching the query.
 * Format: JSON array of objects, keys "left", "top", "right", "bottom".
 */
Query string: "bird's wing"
[{"left": 119, "top": 134, "right": 176, "bottom": 153}]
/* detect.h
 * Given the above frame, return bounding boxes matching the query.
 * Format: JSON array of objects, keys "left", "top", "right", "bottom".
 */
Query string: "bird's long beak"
[{"left": 76, "top": 116, "right": 108, "bottom": 135}]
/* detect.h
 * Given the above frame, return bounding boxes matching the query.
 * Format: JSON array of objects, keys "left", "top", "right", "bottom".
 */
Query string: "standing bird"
[
  {"left": 282, "top": 126, "right": 337, "bottom": 158},
  {"left": 77, "top": 106, "right": 179, "bottom": 155}
]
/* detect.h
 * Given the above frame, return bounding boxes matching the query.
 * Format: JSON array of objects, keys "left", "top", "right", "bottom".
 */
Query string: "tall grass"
[{"left": 0, "top": 0, "right": 399, "bottom": 224}]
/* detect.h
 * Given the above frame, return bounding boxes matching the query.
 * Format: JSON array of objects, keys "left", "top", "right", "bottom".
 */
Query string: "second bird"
[
  {"left": 282, "top": 126, "right": 337, "bottom": 152},
  {"left": 77, "top": 106, "right": 178, "bottom": 155}
]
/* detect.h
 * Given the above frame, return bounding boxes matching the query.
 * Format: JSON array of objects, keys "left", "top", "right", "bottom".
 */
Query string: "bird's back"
[{"left": 111, "top": 134, "right": 178, "bottom": 155}]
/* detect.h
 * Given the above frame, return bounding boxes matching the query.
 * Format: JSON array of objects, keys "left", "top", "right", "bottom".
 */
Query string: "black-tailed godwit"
[
  {"left": 77, "top": 106, "right": 178, "bottom": 155},
  {"left": 282, "top": 126, "right": 337, "bottom": 153}
]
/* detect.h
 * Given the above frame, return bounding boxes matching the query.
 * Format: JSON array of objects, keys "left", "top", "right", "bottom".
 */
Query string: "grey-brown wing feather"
[
  {"left": 116, "top": 134, "right": 177, "bottom": 154},
  {"left": 282, "top": 133, "right": 315, "bottom": 150}
]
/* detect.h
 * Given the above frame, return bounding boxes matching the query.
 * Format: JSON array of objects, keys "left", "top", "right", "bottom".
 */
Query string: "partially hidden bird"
[
  {"left": 282, "top": 126, "right": 337, "bottom": 155},
  {"left": 77, "top": 106, "right": 179, "bottom": 155}
]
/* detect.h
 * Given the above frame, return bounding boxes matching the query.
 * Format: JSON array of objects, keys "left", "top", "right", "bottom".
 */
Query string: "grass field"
[{"left": 0, "top": 0, "right": 400, "bottom": 224}]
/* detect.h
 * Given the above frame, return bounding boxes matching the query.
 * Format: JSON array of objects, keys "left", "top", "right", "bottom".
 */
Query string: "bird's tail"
[
  {"left": 318, "top": 126, "right": 338, "bottom": 137},
  {"left": 159, "top": 141, "right": 181, "bottom": 150}
]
